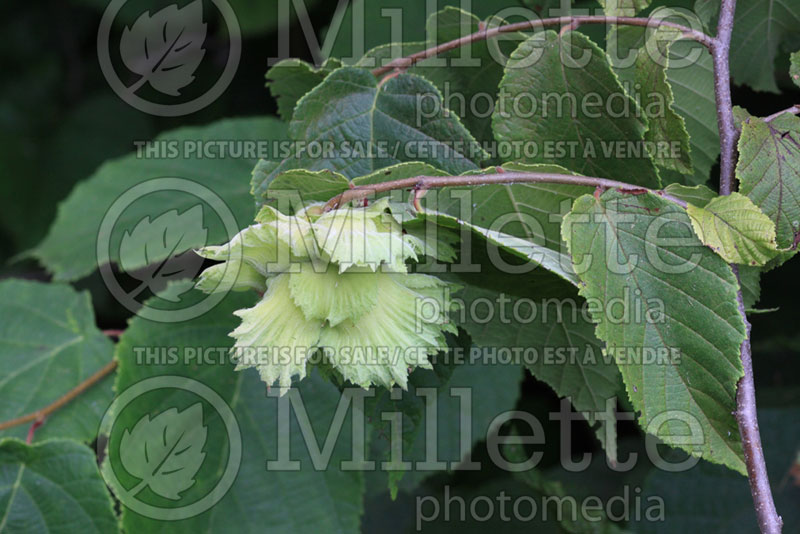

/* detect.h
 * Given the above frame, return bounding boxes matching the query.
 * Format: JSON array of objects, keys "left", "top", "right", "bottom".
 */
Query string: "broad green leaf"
[
  {"left": 367, "top": 348, "right": 524, "bottom": 495},
  {"left": 407, "top": 7, "right": 524, "bottom": 146},
  {"left": 371, "top": 429, "right": 634, "bottom": 532},
  {"left": 0, "top": 438, "right": 118, "bottom": 533},
  {"left": 455, "top": 283, "right": 623, "bottom": 461},
  {"left": 251, "top": 67, "right": 486, "bottom": 201},
  {"left": 792, "top": 50, "right": 800, "bottom": 88},
  {"left": 34, "top": 117, "right": 288, "bottom": 281},
  {"left": 730, "top": 0, "right": 800, "bottom": 92},
  {"left": 687, "top": 192, "right": 780, "bottom": 265},
  {"left": 603, "top": 0, "right": 653, "bottom": 92},
  {"left": 401, "top": 163, "right": 594, "bottom": 299},
  {"left": 267, "top": 168, "right": 351, "bottom": 205},
  {"left": 363, "top": 355, "right": 457, "bottom": 499},
  {"left": 661, "top": 39, "right": 718, "bottom": 186},
  {"left": 633, "top": 408, "right": 800, "bottom": 532},
  {"left": 430, "top": 163, "right": 592, "bottom": 253},
  {"left": 397, "top": 477, "right": 562, "bottom": 533},
  {"left": 612, "top": 27, "right": 718, "bottom": 186},
  {"left": 597, "top": 0, "right": 651, "bottom": 17},
  {"left": 361, "top": 336, "right": 471, "bottom": 500},
  {"left": 732, "top": 105, "right": 753, "bottom": 130},
  {"left": 0, "top": 280, "right": 114, "bottom": 443},
  {"left": 323, "top": 0, "right": 529, "bottom": 61},
  {"left": 493, "top": 30, "right": 661, "bottom": 188},
  {"left": 289, "top": 67, "right": 488, "bottom": 179},
  {"left": 266, "top": 58, "right": 343, "bottom": 121},
  {"left": 663, "top": 183, "right": 717, "bottom": 207},
  {"left": 562, "top": 190, "right": 747, "bottom": 473},
  {"left": 632, "top": 11, "right": 693, "bottom": 174},
  {"left": 401, "top": 357, "right": 522, "bottom": 488},
  {"left": 109, "top": 285, "right": 364, "bottom": 532},
  {"left": 737, "top": 115, "right": 800, "bottom": 248},
  {"left": 694, "top": 0, "right": 719, "bottom": 30},
  {"left": 418, "top": 208, "right": 581, "bottom": 291},
  {"left": 507, "top": 442, "right": 624, "bottom": 534},
  {"left": 353, "top": 5, "right": 519, "bottom": 147},
  {"left": 286, "top": 68, "right": 488, "bottom": 177}
]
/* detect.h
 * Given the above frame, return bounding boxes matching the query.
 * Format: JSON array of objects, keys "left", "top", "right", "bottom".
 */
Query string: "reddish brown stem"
[
  {"left": 0, "top": 360, "right": 118, "bottom": 432},
  {"left": 713, "top": 1, "right": 782, "bottom": 531},
  {"left": 323, "top": 171, "right": 686, "bottom": 212},
  {"left": 372, "top": 15, "right": 712, "bottom": 76}
]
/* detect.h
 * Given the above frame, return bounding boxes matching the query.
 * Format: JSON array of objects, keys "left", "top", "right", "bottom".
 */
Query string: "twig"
[
  {"left": 713, "top": 1, "right": 783, "bottom": 532},
  {"left": 372, "top": 15, "right": 713, "bottom": 76},
  {"left": 733, "top": 281, "right": 782, "bottom": 534},
  {"left": 764, "top": 104, "right": 800, "bottom": 123},
  {"left": 0, "top": 360, "right": 118, "bottom": 432},
  {"left": 712, "top": 1, "right": 737, "bottom": 196},
  {"left": 323, "top": 171, "right": 687, "bottom": 211}
]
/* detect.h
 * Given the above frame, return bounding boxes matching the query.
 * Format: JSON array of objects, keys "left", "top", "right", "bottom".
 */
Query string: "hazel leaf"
[{"left": 686, "top": 192, "right": 780, "bottom": 265}]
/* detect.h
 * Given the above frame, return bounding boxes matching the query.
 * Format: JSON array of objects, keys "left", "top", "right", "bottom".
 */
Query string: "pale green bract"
[{"left": 195, "top": 198, "right": 458, "bottom": 393}]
